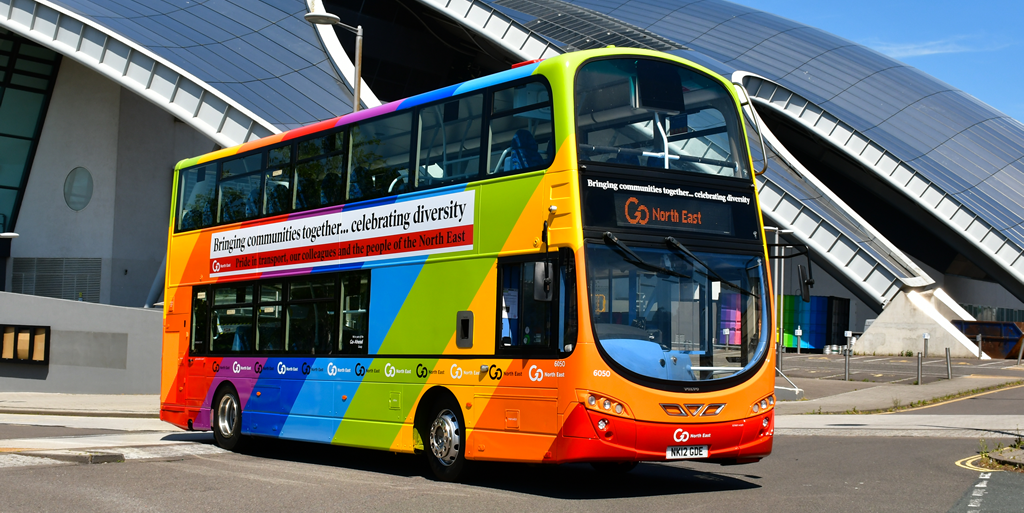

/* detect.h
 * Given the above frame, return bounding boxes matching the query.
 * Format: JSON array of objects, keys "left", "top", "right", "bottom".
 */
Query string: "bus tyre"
[
  {"left": 590, "top": 461, "right": 638, "bottom": 474},
  {"left": 212, "top": 386, "right": 247, "bottom": 451},
  {"left": 426, "top": 397, "right": 466, "bottom": 482}
]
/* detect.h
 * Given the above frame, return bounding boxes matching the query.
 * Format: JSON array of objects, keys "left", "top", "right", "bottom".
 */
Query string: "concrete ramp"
[{"left": 854, "top": 289, "right": 985, "bottom": 358}]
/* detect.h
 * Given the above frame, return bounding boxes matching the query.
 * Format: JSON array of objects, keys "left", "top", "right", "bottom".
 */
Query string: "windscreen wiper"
[
  {"left": 604, "top": 232, "right": 689, "bottom": 279},
  {"left": 664, "top": 236, "right": 757, "bottom": 298}
]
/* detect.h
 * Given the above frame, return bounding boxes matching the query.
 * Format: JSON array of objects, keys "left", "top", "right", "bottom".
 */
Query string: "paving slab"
[
  {"left": 990, "top": 447, "right": 1024, "bottom": 467},
  {"left": 0, "top": 431, "right": 212, "bottom": 452},
  {"left": 21, "top": 449, "right": 125, "bottom": 464},
  {"left": 0, "top": 393, "right": 159, "bottom": 418},
  {"left": 775, "top": 375, "right": 1023, "bottom": 415}
]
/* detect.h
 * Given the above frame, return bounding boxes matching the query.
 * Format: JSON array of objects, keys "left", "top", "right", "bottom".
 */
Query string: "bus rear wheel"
[
  {"left": 212, "top": 386, "right": 247, "bottom": 451},
  {"left": 425, "top": 397, "right": 466, "bottom": 482}
]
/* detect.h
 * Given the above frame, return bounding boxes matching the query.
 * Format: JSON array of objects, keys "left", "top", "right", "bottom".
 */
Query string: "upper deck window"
[
  {"left": 575, "top": 58, "right": 748, "bottom": 179},
  {"left": 488, "top": 80, "right": 554, "bottom": 176}
]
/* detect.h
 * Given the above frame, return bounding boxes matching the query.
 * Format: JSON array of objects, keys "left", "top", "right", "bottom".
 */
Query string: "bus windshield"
[
  {"left": 575, "top": 57, "right": 748, "bottom": 179},
  {"left": 586, "top": 240, "right": 767, "bottom": 383}
]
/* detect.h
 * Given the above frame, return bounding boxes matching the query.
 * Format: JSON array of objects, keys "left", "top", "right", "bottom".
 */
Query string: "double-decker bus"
[{"left": 160, "top": 47, "right": 775, "bottom": 481}]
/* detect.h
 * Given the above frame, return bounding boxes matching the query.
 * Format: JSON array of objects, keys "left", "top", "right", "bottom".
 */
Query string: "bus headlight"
[{"left": 577, "top": 390, "right": 633, "bottom": 418}]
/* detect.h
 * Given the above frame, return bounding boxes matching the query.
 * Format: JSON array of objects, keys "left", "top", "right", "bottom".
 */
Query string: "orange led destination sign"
[{"left": 583, "top": 177, "right": 756, "bottom": 238}]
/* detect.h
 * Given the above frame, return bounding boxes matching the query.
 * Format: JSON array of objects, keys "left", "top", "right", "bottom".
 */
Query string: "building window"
[{"left": 63, "top": 167, "right": 93, "bottom": 211}]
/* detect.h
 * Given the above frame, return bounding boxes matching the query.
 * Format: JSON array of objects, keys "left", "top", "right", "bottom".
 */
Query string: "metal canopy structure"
[{"left": 478, "top": 0, "right": 1024, "bottom": 309}]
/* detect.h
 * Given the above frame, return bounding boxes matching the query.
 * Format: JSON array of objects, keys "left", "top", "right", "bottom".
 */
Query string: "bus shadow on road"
[{"left": 236, "top": 438, "right": 761, "bottom": 499}]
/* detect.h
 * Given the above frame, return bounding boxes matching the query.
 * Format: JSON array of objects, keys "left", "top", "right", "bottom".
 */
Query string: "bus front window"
[{"left": 586, "top": 240, "right": 766, "bottom": 383}]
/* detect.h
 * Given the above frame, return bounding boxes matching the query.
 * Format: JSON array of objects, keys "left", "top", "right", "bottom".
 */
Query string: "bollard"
[
  {"left": 921, "top": 352, "right": 929, "bottom": 385},
  {"left": 946, "top": 347, "right": 952, "bottom": 380},
  {"left": 844, "top": 346, "right": 850, "bottom": 381},
  {"left": 777, "top": 341, "right": 783, "bottom": 371},
  {"left": 923, "top": 332, "right": 930, "bottom": 358},
  {"left": 977, "top": 333, "right": 983, "bottom": 359},
  {"left": 1017, "top": 335, "right": 1024, "bottom": 367},
  {"left": 795, "top": 326, "right": 802, "bottom": 355}
]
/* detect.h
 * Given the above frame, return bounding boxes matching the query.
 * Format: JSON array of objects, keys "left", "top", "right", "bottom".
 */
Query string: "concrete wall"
[
  {"left": 13, "top": 58, "right": 121, "bottom": 302},
  {"left": 0, "top": 291, "right": 161, "bottom": 393},
  {"left": 109, "top": 91, "right": 215, "bottom": 307},
  {"left": 854, "top": 290, "right": 981, "bottom": 358},
  {"left": 8, "top": 58, "right": 215, "bottom": 306}
]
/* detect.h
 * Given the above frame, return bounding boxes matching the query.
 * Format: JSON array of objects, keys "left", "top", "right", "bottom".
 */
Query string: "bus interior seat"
[
  {"left": 231, "top": 326, "right": 252, "bottom": 352},
  {"left": 267, "top": 183, "right": 290, "bottom": 214},
  {"left": 646, "top": 156, "right": 666, "bottom": 168},
  {"left": 244, "top": 187, "right": 261, "bottom": 218},
  {"left": 320, "top": 172, "right": 345, "bottom": 205},
  {"left": 258, "top": 325, "right": 282, "bottom": 351},
  {"left": 507, "top": 130, "right": 544, "bottom": 170},
  {"left": 610, "top": 153, "right": 640, "bottom": 166}
]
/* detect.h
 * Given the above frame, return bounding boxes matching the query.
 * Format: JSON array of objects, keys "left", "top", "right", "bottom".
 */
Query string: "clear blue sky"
[{"left": 734, "top": 0, "right": 1023, "bottom": 122}]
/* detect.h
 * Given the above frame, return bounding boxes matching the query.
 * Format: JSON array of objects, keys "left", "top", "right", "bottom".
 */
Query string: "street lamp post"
[{"left": 305, "top": 11, "right": 363, "bottom": 113}]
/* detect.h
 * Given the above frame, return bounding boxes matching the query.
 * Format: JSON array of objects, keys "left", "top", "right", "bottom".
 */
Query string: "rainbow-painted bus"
[{"left": 160, "top": 47, "right": 776, "bottom": 481}]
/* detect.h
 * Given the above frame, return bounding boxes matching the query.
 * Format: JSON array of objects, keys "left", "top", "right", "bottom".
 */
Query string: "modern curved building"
[{"left": 1, "top": 0, "right": 1023, "bottom": 390}]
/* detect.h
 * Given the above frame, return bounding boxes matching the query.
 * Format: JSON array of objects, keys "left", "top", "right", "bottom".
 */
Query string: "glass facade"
[{"left": 0, "top": 28, "right": 60, "bottom": 233}]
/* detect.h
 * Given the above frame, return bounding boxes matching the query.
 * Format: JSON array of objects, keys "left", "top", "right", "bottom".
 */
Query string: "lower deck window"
[{"left": 192, "top": 270, "right": 369, "bottom": 356}]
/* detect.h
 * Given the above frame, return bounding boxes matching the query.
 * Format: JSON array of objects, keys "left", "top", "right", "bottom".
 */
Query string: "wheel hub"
[
  {"left": 217, "top": 393, "right": 238, "bottom": 438},
  {"left": 429, "top": 409, "right": 460, "bottom": 466}
]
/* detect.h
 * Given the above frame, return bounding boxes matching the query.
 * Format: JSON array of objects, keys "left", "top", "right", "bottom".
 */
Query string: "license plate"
[{"left": 667, "top": 445, "right": 709, "bottom": 459}]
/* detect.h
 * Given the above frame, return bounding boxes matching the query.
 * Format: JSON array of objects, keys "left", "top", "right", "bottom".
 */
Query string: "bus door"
[
  {"left": 185, "top": 286, "right": 213, "bottom": 408},
  {"left": 477, "top": 258, "right": 563, "bottom": 459}
]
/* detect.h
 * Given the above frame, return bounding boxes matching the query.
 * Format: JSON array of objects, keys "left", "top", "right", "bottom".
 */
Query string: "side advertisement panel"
[{"left": 208, "top": 190, "right": 475, "bottom": 278}]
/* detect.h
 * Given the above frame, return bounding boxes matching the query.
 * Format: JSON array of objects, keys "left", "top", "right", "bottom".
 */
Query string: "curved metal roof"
[
  {"left": 487, "top": 0, "right": 1024, "bottom": 305},
  {"left": 45, "top": 0, "right": 354, "bottom": 134}
]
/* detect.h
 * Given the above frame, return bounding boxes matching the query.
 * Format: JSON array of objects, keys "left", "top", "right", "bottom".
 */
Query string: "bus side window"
[
  {"left": 339, "top": 271, "right": 370, "bottom": 354},
  {"left": 218, "top": 153, "right": 264, "bottom": 224},
  {"left": 210, "top": 283, "right": 254, "bottom": 353},
  {"left": 417, "top": 94, "right": 484, "bottom": 188},
  {"left": 348, "top": 113, "right": 412, "bottom": 202},
  {"left": 177, "top": 163, "right": 217, "bottom": 231},
  {"left": 488, "top": 81, "right": 554, "bottom": 176},
  {"left": 498, "top": 259, "right": 557, "bottom": 353},
  {"left": 191, "top": 286, "right": 209, "bottom": 354}
]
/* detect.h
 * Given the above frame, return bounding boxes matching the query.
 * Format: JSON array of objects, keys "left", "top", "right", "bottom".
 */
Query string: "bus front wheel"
[
  {"left": 426, "top": 397, "right": 466, "bottom": 481},
  {"left": 212, "top": 386, "right": 247, "bottom": 451}
]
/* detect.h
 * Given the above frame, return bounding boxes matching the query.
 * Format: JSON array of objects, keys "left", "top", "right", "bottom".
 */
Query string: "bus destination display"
[{"left": 584, "top": 178, "right": 756, "bottom": 238}]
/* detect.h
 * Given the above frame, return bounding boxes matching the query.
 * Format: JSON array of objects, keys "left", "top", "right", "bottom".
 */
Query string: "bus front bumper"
[{"left": 556, "top": 403, "right": 774, "bottom": 465}]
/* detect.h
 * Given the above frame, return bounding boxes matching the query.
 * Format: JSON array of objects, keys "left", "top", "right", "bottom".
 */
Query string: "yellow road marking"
[
  {"left": 955, "top": 455, "right": 999, "bottom": 472},
  {"left": 0, "top": 448, "right": 34, "bottom": 453}
]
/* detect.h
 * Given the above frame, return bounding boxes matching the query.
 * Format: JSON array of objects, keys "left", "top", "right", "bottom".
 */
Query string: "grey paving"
[
  {"left": 776, "top": 375, "right": 1022, "bottom": 415},
  {"left": 0, "top": 393, "right": 159, "bottom": 418}
]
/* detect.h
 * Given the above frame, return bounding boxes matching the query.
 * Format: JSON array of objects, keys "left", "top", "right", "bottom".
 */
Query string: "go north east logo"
[
  {"left": 383, "top": 363, "right": 411, "bottom": 378},
  {"left": 415, "top": 364, "right": 444, "bottom": 378},
  {"left": 326, "top": 362, "right": 351, "bottom": 377},
  {"left": 528, "top": 365, "right": 564, "bottom": 382}
]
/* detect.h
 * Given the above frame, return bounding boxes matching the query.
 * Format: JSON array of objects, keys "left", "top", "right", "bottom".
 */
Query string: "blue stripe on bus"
[
  {"left": 279, "top": 414, "right": 342, "bottom": 444},
  {"left": 369, "top": 264, "right": 425, "bottom": 354},
  {"left": 398, "top": 84, "right": 461, "bottom": 110},
  {"left": 454, "top": 63, "right": 539, "bottom": 95}
]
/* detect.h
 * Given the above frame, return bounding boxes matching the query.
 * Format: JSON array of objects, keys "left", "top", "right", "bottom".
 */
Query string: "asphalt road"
[{"left": 0, "top": 416, "right": 1020, "bottom": 512}]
